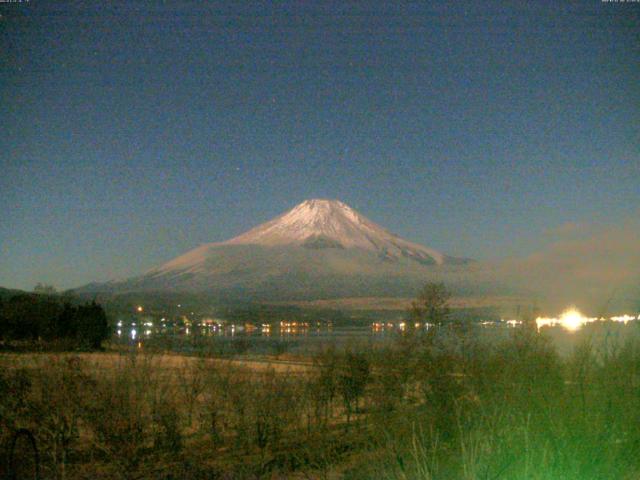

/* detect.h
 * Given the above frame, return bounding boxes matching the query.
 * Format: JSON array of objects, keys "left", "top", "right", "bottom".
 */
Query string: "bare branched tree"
[{"left": 409, "top": 282, "right": 452, "bottom": 327}]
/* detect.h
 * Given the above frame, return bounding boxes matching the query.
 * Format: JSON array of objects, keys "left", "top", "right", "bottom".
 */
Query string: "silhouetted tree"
[
  {"left": 2, "top": 294, "right": 60, "bottom": 340},
  {"left": 311, "top": 348, "right": 339, "bottom": 427},
  {"left": 338, "top": 351, "right": 370, "bottom": 425},
  {"left": 0, "top": 296, "right": 5, "bottom": 339},
  {"left": 54, "top": 302, "right": 78, "bottom": 340},
  {"left": 34, "top": 283, "right": 57, "bottom": 295},
  {"left": 409, "top": 282, "right": 452, "bottom": 327},
  {"left": 75, "top": 301, "right": 109, "bottom": 350},
  {"left": 0, "top": 295, "right": 109, "bottom": 349}
]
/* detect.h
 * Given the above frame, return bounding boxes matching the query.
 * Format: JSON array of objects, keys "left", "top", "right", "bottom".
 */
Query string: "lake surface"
[{"left": 112, "top": 318, "right": 640, "bottom": 357}]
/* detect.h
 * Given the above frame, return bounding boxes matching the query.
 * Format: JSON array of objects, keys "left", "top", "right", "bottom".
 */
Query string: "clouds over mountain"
[{"left": 490, "top": 217, "right": 640, "bottom": 312}]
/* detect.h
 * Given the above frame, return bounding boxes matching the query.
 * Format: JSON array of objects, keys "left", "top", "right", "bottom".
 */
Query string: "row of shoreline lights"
[
  {"left": 134, "top": 305, "right": 636, "bottom": 334},
  {"left": 502, "top": 307, "right": 639, "bottom": 332},
  {"left": 536, "top": 307, "right": 639, "bottom": 332}
]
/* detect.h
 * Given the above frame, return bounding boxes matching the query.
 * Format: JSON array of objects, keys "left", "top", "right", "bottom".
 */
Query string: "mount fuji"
[{"left": 82, "top": 199, "right": 472, "bottom": 299}]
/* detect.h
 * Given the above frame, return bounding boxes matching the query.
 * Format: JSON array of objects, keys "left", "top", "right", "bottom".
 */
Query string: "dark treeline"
[{"left": 0, "top": 293, "right": 109, "bottom": 349}]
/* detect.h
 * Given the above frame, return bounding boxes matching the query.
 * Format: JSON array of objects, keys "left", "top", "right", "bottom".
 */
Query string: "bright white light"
[
  {"left": 532, "top": 307, "right": 634, "bottom": 332},
  {"left": 131, "top": 329, "right": 137, "bottom": 340},
  {"left": 559, "top": 308, "right": 587, "bottom": 331},
  {"left": 611, "top": 315, "right": 636, "bottom": 324}
]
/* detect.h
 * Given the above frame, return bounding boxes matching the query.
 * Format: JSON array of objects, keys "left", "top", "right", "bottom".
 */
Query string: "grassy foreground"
[{"left": 2, "top": 326, "right": 640, "bottom": 479}]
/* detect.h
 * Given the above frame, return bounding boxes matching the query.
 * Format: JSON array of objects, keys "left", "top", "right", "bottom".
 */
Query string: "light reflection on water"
[{"left": 113, "top": 314, "right": 640, "bottom": 357}]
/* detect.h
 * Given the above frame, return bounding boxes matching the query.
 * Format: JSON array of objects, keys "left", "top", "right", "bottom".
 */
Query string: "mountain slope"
[
  {"left": 155, "top": 199, "right": 464, "bottom": 274},
  {"left": 82, "top": 199, "right": 472, "bottom": 299}
]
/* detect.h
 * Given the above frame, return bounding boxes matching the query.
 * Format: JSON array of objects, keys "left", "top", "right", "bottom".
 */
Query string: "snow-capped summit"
[
  {"left": 154, "top": 199, "right": 459, "bottom": 274},
  {"left": 224, "top": 199, "right": 445, "bottom": 263}
]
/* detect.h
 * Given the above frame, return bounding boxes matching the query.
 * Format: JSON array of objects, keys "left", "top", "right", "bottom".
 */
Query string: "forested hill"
[{"left": 0, "top": 287, "right": 109, "bottom": 350}]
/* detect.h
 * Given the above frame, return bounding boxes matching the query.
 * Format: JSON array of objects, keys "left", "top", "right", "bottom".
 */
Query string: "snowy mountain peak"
[
  {"left": 83, "top": 199, "right": 472, "bottom": 295},
  {"left": 229, "top": 198, "right": 367, "bottom": 242},
  {"left": 220, "top": 199, "right": 447, "bottom": 264},
  {"left": 153, "top": 199, "right": 456, "bottom": 274},
  {"left": 288, "top": 199, "right": 358, "bottom": 220}
]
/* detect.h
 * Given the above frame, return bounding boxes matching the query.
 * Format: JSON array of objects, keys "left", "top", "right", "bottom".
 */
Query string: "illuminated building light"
[
  {"left": 535, "top": 307, "right": 603, "bottom": 332},
  {"left": 610, "top": 315, "right": 636, "bottom": 323}
]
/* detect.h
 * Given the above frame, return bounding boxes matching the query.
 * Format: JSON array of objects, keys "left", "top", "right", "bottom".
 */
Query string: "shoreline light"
[{"left": 534, "top": 307, "right": 639, "bottom": 332}]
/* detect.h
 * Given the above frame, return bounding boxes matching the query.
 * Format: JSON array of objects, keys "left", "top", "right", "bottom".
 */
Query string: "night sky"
[{"left": 1, "top": 1, "right": 638, "bottom": 290}]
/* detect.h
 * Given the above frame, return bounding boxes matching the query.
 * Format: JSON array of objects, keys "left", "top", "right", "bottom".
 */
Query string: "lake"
[{"left": 112, "top": 316, "right": 640, "bottom": 357}]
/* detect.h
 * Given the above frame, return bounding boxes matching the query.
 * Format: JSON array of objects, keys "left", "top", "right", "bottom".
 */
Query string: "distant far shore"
[{"left": 266, "top": 295, "right": 531, "bottom": 311}]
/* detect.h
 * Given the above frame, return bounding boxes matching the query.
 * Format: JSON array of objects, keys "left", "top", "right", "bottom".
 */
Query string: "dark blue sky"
[{"left": 1, "top": 1, "right": 638, "bottom": 290}]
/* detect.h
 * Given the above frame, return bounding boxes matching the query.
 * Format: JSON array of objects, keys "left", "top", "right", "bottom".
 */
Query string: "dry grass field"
[
  {"left": 0, "top": 351, "right": 312, "bottom": 375},
  {"left": 3, "top": 326, "right": 640, "bottom": 479}
]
